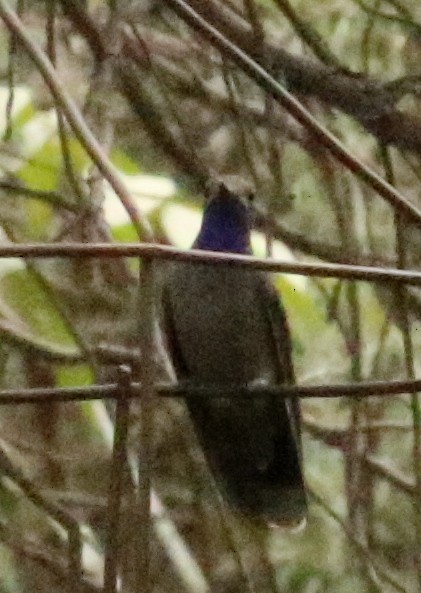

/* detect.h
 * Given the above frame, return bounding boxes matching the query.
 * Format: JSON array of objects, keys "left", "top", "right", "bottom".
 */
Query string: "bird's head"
[{"left": 194, "top": 181, "right": 254, "bottom": 254}]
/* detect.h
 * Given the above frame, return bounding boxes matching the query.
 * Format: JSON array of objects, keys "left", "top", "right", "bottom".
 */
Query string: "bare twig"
[
  {"left": 163, "top": 0, "right": 421, "bottom": 227},
  {"left": 0, "top": 241, "right": 419, "bottom": 285},
  {"left": 310, "top": 489, "right": 409, "bottom": 593},
  {"left": 382, "top": 145, "right": 421, "bottom": 586},
  {"left": 135, "top": 260, "right": 156, "bottom": 593},
  {"left": 0, "top": 1, "right": 153, "bottom": 240},
  {"left": 3, "top": 0, "right": 23, "bottom": 140},
  {"left": 0, "top": 445, "right": 82, "bottom": 583},
  {"left": 46, "top": 0, "right": 86, "bottom": 205},
  {"left": 273, "top": 0, "right": 344, "bottom": 69},
  {"left": 0, "top": 179, "right": 78, "bottom": 211},
  {"left": 104, "top": 366, "right": 131, "bottom": 593},
  {"left": 0, "top": 518, "right": 98, "bottom": 593},
  {"left": 0, "top": 377, "right": 418, "bottom": 405}
]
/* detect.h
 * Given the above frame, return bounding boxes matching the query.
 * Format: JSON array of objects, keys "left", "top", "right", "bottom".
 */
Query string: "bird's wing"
[
  {"left": 255, "top": 274, "right": 304, "bottom": 457},
  {"left": 259, "top": 276, "right": 295, "bottom": 383},
  {"left": 162, "top": 268, "right": 306, "bottom": 525},
  {"left": 161, "top": 280, "right": 189, "bottom": 379}
]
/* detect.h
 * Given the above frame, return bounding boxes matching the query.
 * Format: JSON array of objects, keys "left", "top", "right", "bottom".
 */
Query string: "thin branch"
[
  {"left": 305, "top": 421, "right": 416, "bottom": 497},
  {"left": 310, "top": 489, "right": 409, "bottom": 593},
  {"left": 360, "top": 0, "right": 380, "bottom": 73},
  {"left": 382, "top": 145, "right": 421, "bottom": 585},
  {"left": 123, "top": 16, "right": 421, "bottom": 151},
  {"left": 115, "top": 60, "right": 206, "bottom": 189},
  {"left": 352, "top": 0, "right": 421, "bottom": 36},
  {"left": 0, "top": 518, "right": 99, "bottom": 593},
  {"left": 0, "top": 241, "right": 419, "bottom": 285},
  {"left": 0, "top": 317, "right": 81, "bottom": 361},
  {"left": 0, "top": 1, "right": 153, "bottom": 240},
  {"left": 0, "top": 445, "right": 82, "bottom": 582},
  {"left": 46, "top": 0, "right": 86, "bottom": 205},
  {"left": 221, "top": 60, "right": 260, "bottom": 188},
  {"left": 273, "top": 0, "right": 344, "bottom": 69},
  {"left": 134, "top": 260, "right": 156, "bottom": 593},
  {"left": 163, "top": 0, "right": 421, "bottom": 227},
  {"left": 0, "top": 377, "right": 418, "bottom": 405},
  {"left": 104, "top": 366, "right": 131, "bottom": 593},
  {"left": 2, "top": 0, "right": 23, "bottom": 140},
  {"left": 364, "top": 455, "right": 414, "bottom": 497},
  {"left": 130, "top": 25, "right": 204, "bottom": 178},
  {"left": 0, "top": 179, "right": 78, "bottom": 211}
]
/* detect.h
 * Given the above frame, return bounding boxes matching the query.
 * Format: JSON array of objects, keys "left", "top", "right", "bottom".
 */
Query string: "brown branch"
[
  {"left": 0, "top": 241, "right": 418, "bottom": 284},
  {"left": 0, "top": 519, "right": 99, "bottom": 593},
  {"left": 364, "top": 455, "right": 415, "bottom": 497},
  {"left": 0, "top": 179, "right": 78, "bottom": 211},
  {"left": 104, "top": 367, "right": 131, "bottom": 593},
  {"left": 163, "top": 0, "right": 421, "bottom": 227},
  {"left": 57, "top": 0, "right": 208, "bottom": 190},
  {"left": 310, "top": 489, "right": 409, "bottom": 593},
  {"left": 273, "top": 0, "right": 344, "bottom": 69},
  {"left": 0, "top": 377, "right": 419, "bottom": 405},
  {"left": 135, "top": 261, "right": 156, "bottom": 593},
  {"left": 305, "top": 420, "right": 415, "bottom": 497},
  {"left": 303, "top": 419, "right": 414, "bottom": 449},
  {"left": 167, "top": 0, "right": 421, "bottom": 155},
  {"left": 115, "top": 61, "right": 206, "bottom": 188},
  {"left": 56, "top": 0, "right": 421, "bottom": 226},
  {"left": 59, "top": 0, "right": 106, "bottom": 63},
  {"left": 0, "top": 445, "right": 82, "bottom": 580},
  {"left": 0, "top": 2, "right": 153, "bottom": 241}
]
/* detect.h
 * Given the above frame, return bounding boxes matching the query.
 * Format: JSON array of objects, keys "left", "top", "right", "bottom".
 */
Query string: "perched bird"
[{"left": 161, "top": 182, "right": 306, "bottom": 527}]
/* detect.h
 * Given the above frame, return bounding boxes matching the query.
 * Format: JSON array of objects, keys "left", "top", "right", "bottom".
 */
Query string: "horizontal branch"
[
  {"left": 0, "top": 377, "right": 419, "bottom": 405},
  {"left": 0, "top": 180, "right": 77, "bottom": 211},
  {"left": 0, "top": 241, "right": 420, "bottom": 284}
]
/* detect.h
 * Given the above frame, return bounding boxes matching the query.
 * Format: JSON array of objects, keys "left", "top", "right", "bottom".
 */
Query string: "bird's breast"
[{"left": 167, "top": 264, "right": 278, "bottom": 385}]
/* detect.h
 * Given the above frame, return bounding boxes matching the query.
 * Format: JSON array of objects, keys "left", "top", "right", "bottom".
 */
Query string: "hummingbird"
[{"left": 161, "top": 181, "right": 306, "bottom": 527}]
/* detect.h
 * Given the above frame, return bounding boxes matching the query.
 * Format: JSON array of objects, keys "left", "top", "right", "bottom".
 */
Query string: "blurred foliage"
[{"left": 0, "top": 0, "right": 420, "bottom": 592}]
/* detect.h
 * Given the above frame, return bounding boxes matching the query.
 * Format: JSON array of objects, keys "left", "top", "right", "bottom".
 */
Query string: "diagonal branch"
[
  {"left": 163, "top": 0, "right": 421, "bottom": 227},
  {"left": 166, "top": 0, "right": 421, "bottom": 154},
  {"left": 0, "top": 0, "right": 153, "bottom": 241}
]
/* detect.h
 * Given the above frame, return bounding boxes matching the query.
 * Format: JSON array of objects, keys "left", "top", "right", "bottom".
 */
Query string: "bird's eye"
[
  {"left": 204, "top": 179, "right": 231, "bottom": 202},
  {"left": 204, "top": 178, "right": 217, "bottom": 201},
  {"left": 218, "top": 182, "right": 231, "bottom": 199},
  {"left": 246, "top": 191, "right": 255, "bottom": 204}
]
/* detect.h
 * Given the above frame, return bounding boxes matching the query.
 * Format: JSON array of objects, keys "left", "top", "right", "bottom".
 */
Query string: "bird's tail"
[{"left": 188, "top": 394, "right": 307, "bottom": 527}]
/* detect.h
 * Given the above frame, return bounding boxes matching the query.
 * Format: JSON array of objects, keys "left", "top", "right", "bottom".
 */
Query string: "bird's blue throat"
[{"left": 194, "top": 198, "right": 251, "bottom": 254}]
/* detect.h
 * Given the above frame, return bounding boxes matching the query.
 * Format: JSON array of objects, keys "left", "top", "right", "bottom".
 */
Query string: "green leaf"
[
  {"left": 24, "top": 200, "right": 53, "bottom": 240},
  {"left": 275, "top": 275, "right": 328, "bottom": 336},
  {"left": 18, "top": 139, "right": 62, "bottom": 192},
  {"left": 18, "top": 135, "right": 89, "bottom": 193},
  {"left": 0, "top": 270, "right": 76, "bottom": 347},
  {"left": 111, "top": 149, "right": 141, "bottom": 174},
  {"left": 55, "top": 363, "right": 94, "bottom": 388}
]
